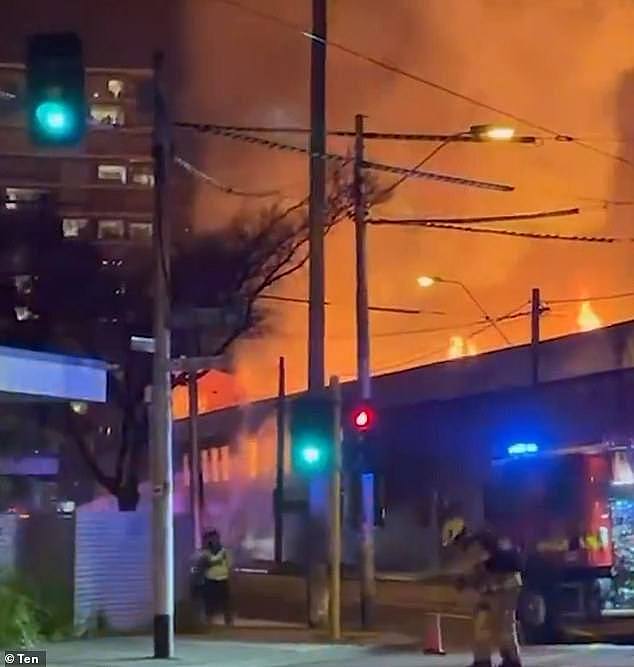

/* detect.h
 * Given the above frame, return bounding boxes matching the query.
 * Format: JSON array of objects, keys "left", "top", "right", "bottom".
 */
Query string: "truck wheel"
[{"left": 518, "top": 589, "right": 557, "bottom": 644}]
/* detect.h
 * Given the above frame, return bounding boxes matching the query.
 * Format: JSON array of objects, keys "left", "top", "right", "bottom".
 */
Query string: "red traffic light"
[{"left": 351, "top": 405, "right": 375, "bottom": 431}]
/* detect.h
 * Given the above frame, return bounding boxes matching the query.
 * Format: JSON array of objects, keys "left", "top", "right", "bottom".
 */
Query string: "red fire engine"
[{"left": 485, "top": 442, "right": 634, "bottom": 642}]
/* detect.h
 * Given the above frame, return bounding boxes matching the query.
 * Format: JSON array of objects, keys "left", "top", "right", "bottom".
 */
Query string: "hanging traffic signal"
[
  {"left": 290, "top": 394, "right": 335, "bottom": 476},
  {"left": 26, "top": 33, "right": 86, "bottom": 146}
]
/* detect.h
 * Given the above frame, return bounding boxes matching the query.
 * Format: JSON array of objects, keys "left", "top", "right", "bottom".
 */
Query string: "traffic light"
[
  {"left": 350, "top": 404, "right": 376, "bottom": 433},
  {"left": 290, "top": 394, "right": 335, "bottom": 476},
  {"left": 26, "top": 33, "right": 86, "bottom": 145}
]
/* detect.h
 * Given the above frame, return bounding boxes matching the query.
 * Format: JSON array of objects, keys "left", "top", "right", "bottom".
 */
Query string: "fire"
[
  {"left": 447, "top": 336, "right": 478, "bottom": 359},
  {"left": 577, "top": 301, "right": 602, "bottom": 332}
]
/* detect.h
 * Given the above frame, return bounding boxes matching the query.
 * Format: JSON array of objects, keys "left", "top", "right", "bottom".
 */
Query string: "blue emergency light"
[{"left": 507, "top": 442, "right": 539, "bottom": 456}]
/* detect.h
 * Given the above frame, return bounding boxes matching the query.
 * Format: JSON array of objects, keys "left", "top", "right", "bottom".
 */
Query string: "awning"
[{"left": 0, "top": 345, "right": 108, "bottom": 403}]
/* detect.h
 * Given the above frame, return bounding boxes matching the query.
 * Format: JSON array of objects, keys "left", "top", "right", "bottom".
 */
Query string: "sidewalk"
[
  {"left": 42, "top": 636, "right": 371, "bottom": 667},
  {"left": 38, "top": 636, "right": 634, "bottom": 667}
]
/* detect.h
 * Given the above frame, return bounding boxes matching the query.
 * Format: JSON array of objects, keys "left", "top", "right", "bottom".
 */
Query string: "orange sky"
[
  {"left": 169, "top": 0, "right": 634, "bottom": 401},
  {"left": 4, "top": 1, "right": 634, "bottom": 403}
]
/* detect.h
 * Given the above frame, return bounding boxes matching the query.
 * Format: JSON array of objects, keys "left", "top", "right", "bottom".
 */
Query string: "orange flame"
[
  {"left": 577, "top": 301, "right": 602, "bottom": 332},
  {"left": 447, "top": 336, "right": 478, "bottom": 359}
]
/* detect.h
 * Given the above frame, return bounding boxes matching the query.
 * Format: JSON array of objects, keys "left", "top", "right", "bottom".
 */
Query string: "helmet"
[{"left": 442, "top": 516, "right": 466, "bottom": 547}]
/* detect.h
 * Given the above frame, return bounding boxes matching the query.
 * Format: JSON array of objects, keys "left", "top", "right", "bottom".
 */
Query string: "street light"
[
  {"left": 469, "top": 124, "right": 516, "bottom": 141},
  {"left": 417, "top": 275, "right": 511, "bottom": 345}
]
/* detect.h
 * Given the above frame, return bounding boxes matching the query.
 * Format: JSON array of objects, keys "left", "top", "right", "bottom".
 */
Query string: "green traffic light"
[
  {"left": 301, "top": 445, "right": 322, "bottom": 465},
  {"left": 35, "top": 100, "right": 75, "bottom": 138}
]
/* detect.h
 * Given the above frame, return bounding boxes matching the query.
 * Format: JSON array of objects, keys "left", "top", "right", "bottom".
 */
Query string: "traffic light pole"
[
  {"left": 274, "top": 356, "right": 287, "bottom": 566},
  {"left": 188, "top": 370, "right": 202, "bottom": 551},
  {"left": 531, "top": 287, "right": 541, "bottom": 386},
  {"left": 329, "top": 376, "right": 342, "bottom": 640},
  {"left": 354, "top": 113, "right": 376, "bottom": 628},
  {"left": 150, "top": 51, "right": 174, "bottom": 659},
  {"left": 307, "top": 0, "right": 329, "bottom": 629}
]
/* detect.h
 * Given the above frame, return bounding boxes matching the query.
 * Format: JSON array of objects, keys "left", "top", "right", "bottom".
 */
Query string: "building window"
[
  {"left": 107, "top": 79, "right": 124, "bottom": 99},
  {"left": 199, "top": 446, "right": 230, "bottom": 484},
  {"left": 98, "top": 164, "right": 127, "bottom": 184},
  {"left": 4, "top": 187, "right": 47, "bottom": 210},
  {"left": 90, "top": 104, "right": 125, "bottom": 126},
  {"left": 14, "top": 275, "right": 33, "bottom": 295},
  {"left": 130, "top": 164, "right": 154, "bottom": 187},
  {"left": 97, "top": 219, "right": 125, "bottom": 240},
  {"left": 128, "top": 222, "right": 153, "bottom": 242},
  {"left": 62, "top": 217, "right": 90, "bottom": 239}
]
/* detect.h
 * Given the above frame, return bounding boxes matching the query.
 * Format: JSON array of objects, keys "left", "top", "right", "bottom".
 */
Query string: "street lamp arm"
[{"left": 455, "top": 281, "right": 511, "bottom": 346}]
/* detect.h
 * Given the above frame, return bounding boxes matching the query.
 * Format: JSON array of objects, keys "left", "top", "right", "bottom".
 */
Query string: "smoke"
[
  {"left": 3, "top": 1, "right": 634, "bottom": 399},
  {"left": 173, "top": 0, "right": 634, "bottom": 399}
]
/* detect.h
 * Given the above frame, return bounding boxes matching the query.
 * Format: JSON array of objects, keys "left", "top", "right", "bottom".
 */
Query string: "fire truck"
[{"left": 484, "top": 442, "right": 634, "bottom": 643}]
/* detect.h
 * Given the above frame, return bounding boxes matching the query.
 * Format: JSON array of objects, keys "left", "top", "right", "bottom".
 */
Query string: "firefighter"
[
  {"left": 198, "top": 529, "right": 234, "bottom": 626},
  {"left": 442, "top": 517, "right": 523, "bottom": 667}
]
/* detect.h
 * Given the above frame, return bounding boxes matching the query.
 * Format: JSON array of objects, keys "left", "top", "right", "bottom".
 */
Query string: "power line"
[
  {"left": 174, "top": 155, "right": 282, "bottom": 198},
  {"left": 367, "top": 301, "right": 529, "bottom": 372},
  {"left": 212, "top": 0, "right": 634, "bottom": 172},
  {"left": 371, "top": 309, "right": 531, "bottom": 339},
  {"left": 175, "top": 123, "right": 514, "bottom": 192},
  {"left": 370, "top": 208, "right": 581, "bottom": 226},
  {"left": 546, "top": 290, "right": 634, "bottom": 306},
  {"left": 175, "top": 121, "right": 538, "bottom": 143},
  {"left": 375, "top": 220, "right": 631, "bottom": 244}
]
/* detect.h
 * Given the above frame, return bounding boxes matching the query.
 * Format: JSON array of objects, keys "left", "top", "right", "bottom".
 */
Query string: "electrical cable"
[
  {"left": 372, "top": 220, "right": 632, "bottom": 244},
  {"left": 378, "top": 138, "right": 453, "bottom": 200},
  {"left": 366, "top": 301, "right": 529, "bottom": 372},
  {"left": 370, "top": 208, "right": 581, "bottom": 226},
  {"left": 174, "top": 123, "right": 513, "bottom": 192},
  {"left": 545, "top": 290, "right": 634, "bottom": 306},
  {"left": 212, "top": 0, "right": 634, "bottom": 171},
  {"left": 174, "top": 155, "right": 283, "bottom": 198}
]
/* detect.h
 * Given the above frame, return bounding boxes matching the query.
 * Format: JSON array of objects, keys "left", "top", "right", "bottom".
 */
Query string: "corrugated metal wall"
[
  {"left": 0, "top": 513, "right": 18, "bottom": 571},
  {"left": 74, "top": 509, "right": 152, "bottom": 632}
]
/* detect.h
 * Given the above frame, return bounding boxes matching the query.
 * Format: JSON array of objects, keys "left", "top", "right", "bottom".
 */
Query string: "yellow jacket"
[{"left": 201, "top": 547, "right": 231, "bottom": 581}]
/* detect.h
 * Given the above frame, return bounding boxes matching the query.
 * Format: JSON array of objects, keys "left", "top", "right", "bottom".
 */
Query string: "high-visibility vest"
[{"left": 202, "top": 547, "right": 230, "bottom": 581}]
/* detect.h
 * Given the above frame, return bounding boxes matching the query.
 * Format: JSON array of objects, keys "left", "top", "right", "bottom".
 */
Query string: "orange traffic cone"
[{"left": 423, "top": 612, "right": 446, "bottom": 655}]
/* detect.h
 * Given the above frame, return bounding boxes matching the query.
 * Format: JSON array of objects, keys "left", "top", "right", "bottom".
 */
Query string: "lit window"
[
  {"left": 128, "top": 222, "right": 153, "bottom": 242},
  {"left": 14, "top": 306, "right": 37, "bottom": 322},
  {"left": 14, "top": 275, "right": 33, "bottom": 295},
  {"left": 108, "top": 79, "right": 124, "bottom": 99},
  {"left": 98, "top": 164, "right": 127, "bottom": 184},
  {"left": 90, "top": 104, "right": 125, "bottom": 126},
  {"left": 220, "top": 446, "right": 230, "bottom": 482},
  {"left": 5, "top": 187, "right": 47, "bottom": 210},
  {"left": 62, "top": 217, "right": 90, "bottom": 238},
  {"left": 131, "top": 165, "right": 154, "bottom": 187},
  {"left": 98, "top": 219, "right": 125, "bottom": 240}
]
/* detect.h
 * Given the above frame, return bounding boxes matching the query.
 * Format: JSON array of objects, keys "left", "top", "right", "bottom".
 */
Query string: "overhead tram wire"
[{"left": 212, "top": 0, "right": 634, "bottom": 172}]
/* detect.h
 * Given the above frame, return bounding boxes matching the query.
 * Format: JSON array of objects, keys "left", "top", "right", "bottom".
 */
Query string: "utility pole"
[
  {"left": 329, "top": 375, "right": 342, "bottom": 641},
  {"left": 188, "top": 370, "right": 202, "bottom": 551},
  {"left": 307, "top": 0, "right": 329, "bottom": 629},
  {"left": 308, "top": 0, "right": 327, "bottom": 392},
  {"left": 353, "top": 113, "right": 376, "bottom": 628},
  {"left": 274, "top": 356, "right": 287, "bottom": 566},
  {"left": 531, "top": 287, "right": 540, "bottom": 386},
  {"left": 150, "top": 51, "right": 174, "bottom": 659}
]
